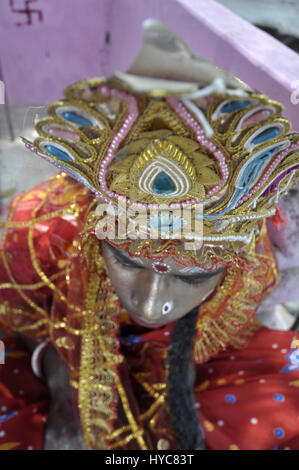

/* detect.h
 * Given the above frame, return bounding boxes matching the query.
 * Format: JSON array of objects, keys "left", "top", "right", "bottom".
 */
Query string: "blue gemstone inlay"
[
  {"left": 149, "top": 214, "right": 184, "bottom": 232},
  {"left": 203, "top": 145, "right": 282, "bottom": 219},
  {"left": 0, "top": 411, "right": 18, "bottom": 423},
  {"left": 225, "top": 394, "right": 236, "bottom": 404},
  {"left": 221, "top": 100, "right": 250, "bottom": 113},
  {"left": 152, "top": 172, "right": 175, "bottom": 194},
  {"left": 252, "top": 127, "right": 280, "bottom": 145},
  {"left": 62, "top": 111, "right": 92, "bottom": 127},
  {"left": 46, "top": 145, "right": 71, "bottom": 162},
  {"left": 4, "top": 348, "right": 13, "bottom": 357},
  {"left": 273, "top": 393, "right": 285, "bottom": 402},
  {"left": 274, "top": 427, "right": 285, "bottom": 439},
  {"left": 119, "top": 335, "right": 146, "bottom": 348}
]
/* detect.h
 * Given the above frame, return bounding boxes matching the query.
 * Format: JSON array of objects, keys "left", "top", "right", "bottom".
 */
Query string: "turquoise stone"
[
  {"left": 252, "top": 127, "right": 280, "bottom": 145},
  {"left": 152, "top": 172, "right": 175, "bottom": 194},
  {"left": 62, "top": 111, "right": 92, "bottom": 127},
  {"left": 221, "top": 100, "right": 250, "bottom": 113},
  {"left": 46, "top": 144, "right": 71, "bottom": 162},
  {"left": 149, "top": 214, "right": 184, "bottom": 232}
]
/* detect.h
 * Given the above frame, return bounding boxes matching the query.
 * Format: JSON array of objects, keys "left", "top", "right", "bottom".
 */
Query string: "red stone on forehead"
[{"left": 155, "top": 264, "right": 168, "bottom": 272}]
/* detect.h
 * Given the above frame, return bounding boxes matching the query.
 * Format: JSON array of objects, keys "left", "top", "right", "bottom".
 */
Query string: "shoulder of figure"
[
  {"left": 9, "top": 172, "right": 90, "bottom": 220},
  {"left": 1, "top": 173, "right": 92, "bottom": 268}
]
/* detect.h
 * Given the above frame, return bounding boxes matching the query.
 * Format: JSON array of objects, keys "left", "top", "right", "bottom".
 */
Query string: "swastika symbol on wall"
[{"left": 9, "top": 0, "right": 43, "bottom": 26}]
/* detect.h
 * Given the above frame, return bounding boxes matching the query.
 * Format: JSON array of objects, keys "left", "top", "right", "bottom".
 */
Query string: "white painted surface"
[{"left": 218, "top": 0, "right": 299, "bottom": 37}]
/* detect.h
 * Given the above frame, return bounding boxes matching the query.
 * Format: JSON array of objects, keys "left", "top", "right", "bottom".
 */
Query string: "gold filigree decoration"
[{"left": 108, "top": 132, "right": 220, "bottom": 203}]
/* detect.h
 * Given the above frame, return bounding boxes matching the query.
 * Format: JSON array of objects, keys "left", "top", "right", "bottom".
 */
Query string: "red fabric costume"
[{"left": 0, "top": 174, "right": 299, "bottom": 450}]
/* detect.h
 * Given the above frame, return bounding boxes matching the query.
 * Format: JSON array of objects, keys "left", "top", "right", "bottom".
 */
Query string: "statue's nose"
[{"left": 131, "top": 272, "right": 171, "bottom": 322}]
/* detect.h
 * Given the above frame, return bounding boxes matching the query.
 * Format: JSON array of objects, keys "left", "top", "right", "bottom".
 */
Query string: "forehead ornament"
[{"left": 152, "top": 261, "right": 172, "bottom": 274}]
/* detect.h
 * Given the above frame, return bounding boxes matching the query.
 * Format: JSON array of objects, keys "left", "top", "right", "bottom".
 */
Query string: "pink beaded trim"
[
  {"left": 166, "top": 95, "right": 229, "bottom": 199},
  {"left": 25, "top": 142, "right": 113, "bottom": 205},
  {"left": 96, "top": 87, "right": 229, "bottom": 209},
  {"left": 236, "top": 140, "right": 299, "bottom": 207},
  {"left": 26, "top": 87, "right": 229, "bottom": 210},
  {"left": 97, "top": 85, "right": 139, "bottom": 204},
  {"left": 25, "top": 143, "right": 38, "bottom": 154}
]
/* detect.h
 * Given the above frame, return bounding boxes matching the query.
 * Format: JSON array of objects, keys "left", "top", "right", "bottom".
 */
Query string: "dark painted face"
[{"left": 102, "top": 241, "right": 225, "bottom": 328}]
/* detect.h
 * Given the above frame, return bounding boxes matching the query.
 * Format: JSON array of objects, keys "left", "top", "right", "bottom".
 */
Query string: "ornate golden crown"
[{"left": 22, "top": 76, "right": 299, "bottom": 250}]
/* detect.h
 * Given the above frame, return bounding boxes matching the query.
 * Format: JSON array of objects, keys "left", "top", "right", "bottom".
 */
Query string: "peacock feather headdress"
[{"left": 22, "top": 75, "right": 299, "bottom": 266}]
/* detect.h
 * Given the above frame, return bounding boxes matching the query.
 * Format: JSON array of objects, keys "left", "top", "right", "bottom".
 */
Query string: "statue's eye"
[
  {"left": 174, "top": 275, "right": 206, "bottom": 286},
  {"left": 112, "top": 251, "right": 143, "bottom": 270}
]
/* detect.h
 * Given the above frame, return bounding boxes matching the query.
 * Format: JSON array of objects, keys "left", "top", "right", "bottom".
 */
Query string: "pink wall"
[{"left": 1, "top": 0, "right": 299, "bottom": 129}]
